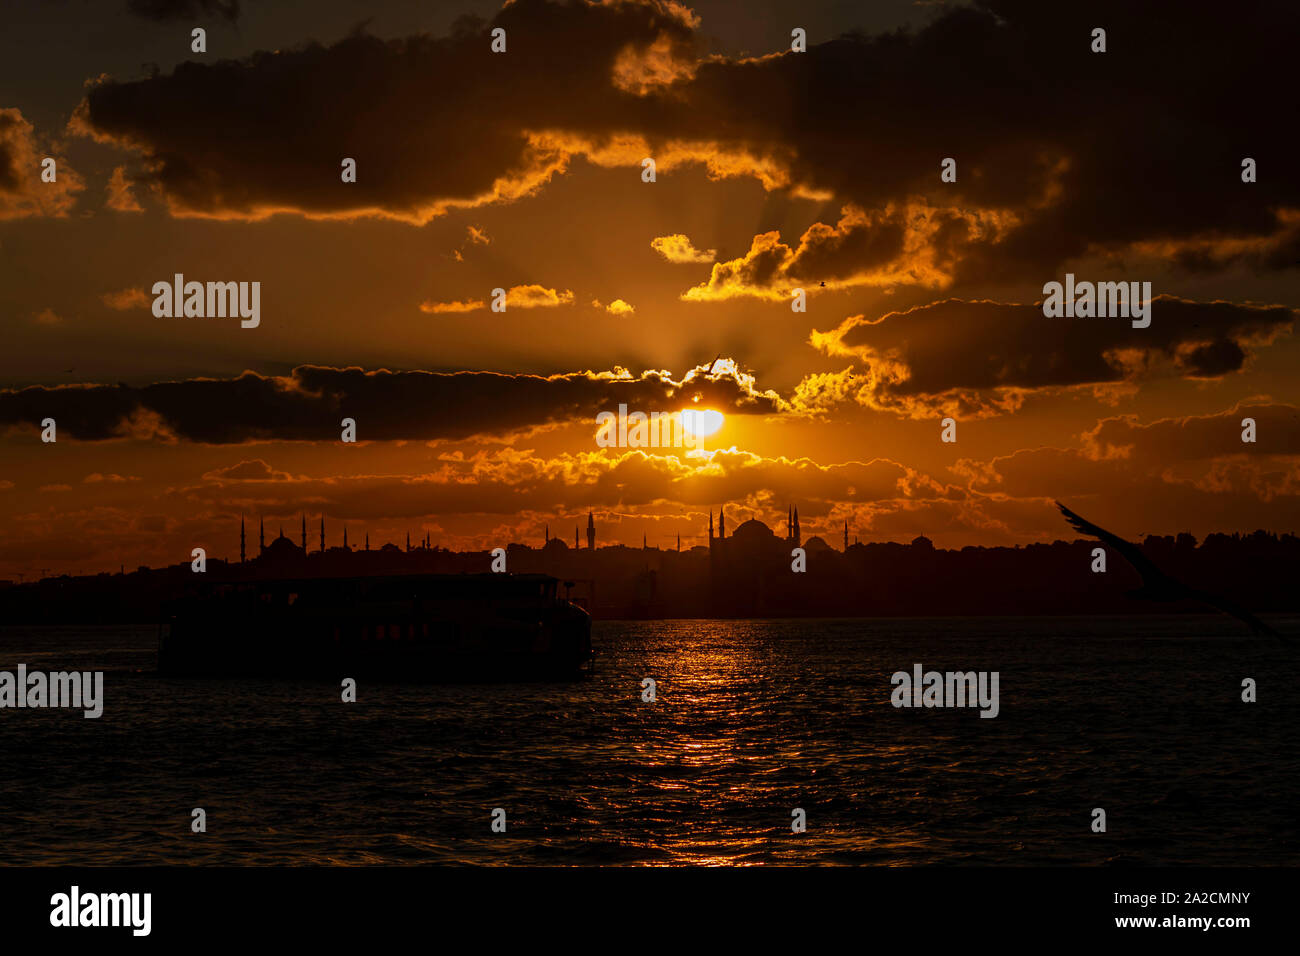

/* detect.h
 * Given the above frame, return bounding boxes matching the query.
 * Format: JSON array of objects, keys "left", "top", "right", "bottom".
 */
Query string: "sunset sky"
[{"left": 2, "top": 0, "right": 1297, "bottom": 577}]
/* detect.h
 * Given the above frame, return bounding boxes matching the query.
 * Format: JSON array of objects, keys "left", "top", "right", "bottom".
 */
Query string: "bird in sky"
[{"left": 1056, "top": 501, "right": 1281, "bottom": 637}]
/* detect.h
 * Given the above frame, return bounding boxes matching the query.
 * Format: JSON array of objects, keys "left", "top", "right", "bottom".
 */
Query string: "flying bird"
[{"left": 1056, "top": 501, "right": 1280, "bottom": 637}]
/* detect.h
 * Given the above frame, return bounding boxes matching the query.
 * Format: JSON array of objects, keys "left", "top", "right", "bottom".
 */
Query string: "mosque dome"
[
  {"left": 263, "top": 534, "right": 305, "bottom": 561},
  {"left": 731, "top": 518, "right": 776, "bottom": 543}
]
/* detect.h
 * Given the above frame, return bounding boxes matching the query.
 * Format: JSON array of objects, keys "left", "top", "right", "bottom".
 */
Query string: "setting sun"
[{"left": 680, "top": 408, "right": 724, "bottom": 437}]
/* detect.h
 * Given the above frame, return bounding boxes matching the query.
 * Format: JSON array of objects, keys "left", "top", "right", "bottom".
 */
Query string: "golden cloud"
[
  {"left": 101, "top": 287, "right": 150, "bottom": 310},
  {"left": 651, "top": 233, "right": 716, "bottom": 263},
  {"left": 105, "top": 166, "right": 143, "bottom": 212},
  {"left": 0, "top": 108, "right": 84, "bottom": 220}
]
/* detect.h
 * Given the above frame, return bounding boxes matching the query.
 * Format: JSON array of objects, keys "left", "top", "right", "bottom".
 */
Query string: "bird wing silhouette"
[
  {"left": 1055, "top": 501, "right": 1167, "bottom": 585},
  {"left": 1189, "top": 588, "right": 1280, "bottom": 637},
  {"left": 1057, "top": 501, "right": 1283, "bottom": 638}
]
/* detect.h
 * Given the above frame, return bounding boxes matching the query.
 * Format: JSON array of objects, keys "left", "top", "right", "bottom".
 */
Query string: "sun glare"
[{"left": 680, "top": 408, "right": 724, "bottom": 437}]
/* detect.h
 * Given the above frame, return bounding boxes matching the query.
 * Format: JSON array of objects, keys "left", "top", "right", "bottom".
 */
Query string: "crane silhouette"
[{"left": 1056, "top": 501, "right": 1281, "bottom": 637}]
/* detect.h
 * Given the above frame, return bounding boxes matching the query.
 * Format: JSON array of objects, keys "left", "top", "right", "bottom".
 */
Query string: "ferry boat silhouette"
[{"left": 159, "top": 573, "right": 593, "bottom": 680}]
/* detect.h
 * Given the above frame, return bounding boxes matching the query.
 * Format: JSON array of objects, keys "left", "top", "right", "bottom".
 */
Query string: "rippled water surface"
[{"left": 1, "top": 617, "right": 1296, "bottom": 865}]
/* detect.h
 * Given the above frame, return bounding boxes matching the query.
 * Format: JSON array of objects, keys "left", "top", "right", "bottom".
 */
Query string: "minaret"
[
  {"left": 300, "top": 513, "right": 306, "bottom": 551},
  {"left": 586, "top": 511, "right": 595, "bottom": 550},
  {"left": 365, "top": 533, "right": 369, "bottom": 552},
  {"left": 793, "top": 506, "right": 800, "bottom": 545},
  {"left": 259, "top": 517, "right": 265, "bottom": 554},
  {"left": 575, "top": 525, "right": 579, "bottom": 549},
  {"left": 843, "top": 520, "right": 849, "bottom": 551},
  {"left": 788, "top": 505, "right": 793, "bottom": 543},
  {"left": 406, "top": 532, "right": 410, "bottom": 552},
  {"left": 319, "top": 516, "right": 325, "bottom": 553},
  {"left": 545, "top": 523, "right": 549, "bottom": 544},
  {"left": 708, "top": 510, "right": 714, "bottom": 546},
  {"left": 642, "top": 532, "right": 647, "bottom": 550},
  {"left": 676, "top": 533, "right": 680, "bottom": 552},
  {"left": 240, "top": 515, "right": 246, "bottom": 563},
  {"left": 719, "top": 506, "right": 726, "bottom": 538},
  {"left": 343, "top": 526, "right": 349, "bottom": 550}
]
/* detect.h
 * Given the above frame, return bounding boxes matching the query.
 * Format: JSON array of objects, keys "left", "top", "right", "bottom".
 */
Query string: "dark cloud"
[
  {"left": 1082, "top": 402, "right": 1300, "bottom": 462},
  {"left": 72, "top": 0, "right": 1299, "bottom": 281},
  {"left": 957, "top": 403, "right": 1300, "bottom": 519},
  {"left": 811, "top": 296, "right": 1296, "bottom": 416},
  {"left": 76, "top": 0, "right": 698, "bottom": 222},
  {"left": 675, "top": 0, "right": 1299, "bottom": 282},
  {"left": 0, "top": 362, "right": 784, "bottom": 443},
  {"left": 126, "top": 0, "right": 240, "bottom": 22},
  {"left": 682, "top": 206, "right": 925, "bottom": 301}
]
